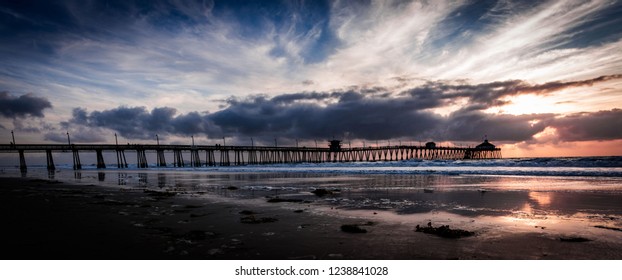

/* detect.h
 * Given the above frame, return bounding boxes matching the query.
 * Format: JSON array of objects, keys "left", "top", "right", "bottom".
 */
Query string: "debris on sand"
[
  {"left": 594, "top": 225, "right": 622, "bottom": 232},
  {"left": 423, "top": 189, "right": 434, "bottom": 193},
  {"left": 239, "top": 210, "right": 257, "bottom": 215},
  {"left": 293, "top": 209, "right": 304, "bottom": 213},
  {"left": 311, "top": 188, "right": 333, "bottom": 197},
  {"left": 240, "top": 215, "right": 278, "bottom": 224},
  {"left": 226, "top": 186, "right": 238, "bottom": 190},
  {"left": 267, "top": 197, "right": 304, "bottom": 203},
  {"left": 559, "top": 237, "right": 591, "bottom": 242},
  {"left": 340, "top": 224, "right": 367, "bottom": 233},
  {"left": 415, "top": 222, "right": 474, "bottom": 238}
]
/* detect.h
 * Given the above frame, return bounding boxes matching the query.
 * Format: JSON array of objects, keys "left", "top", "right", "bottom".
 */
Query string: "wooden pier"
[{"left": 0, "top": 140, "right": 501, "bottom": 171}]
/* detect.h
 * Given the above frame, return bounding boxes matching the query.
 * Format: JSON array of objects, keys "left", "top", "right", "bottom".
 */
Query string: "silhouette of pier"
[{"left": 0, "top": 140, "right": 501, "bottom": 171}]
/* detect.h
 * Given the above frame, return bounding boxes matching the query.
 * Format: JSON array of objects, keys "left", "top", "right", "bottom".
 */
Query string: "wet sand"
[{"left": 1, "top": 176, "right": 621, "bottom": 260}]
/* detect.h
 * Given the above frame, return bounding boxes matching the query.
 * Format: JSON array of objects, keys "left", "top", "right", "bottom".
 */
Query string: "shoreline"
[{"left": 1, "top": 176, "right": 622, "bottom": 260}]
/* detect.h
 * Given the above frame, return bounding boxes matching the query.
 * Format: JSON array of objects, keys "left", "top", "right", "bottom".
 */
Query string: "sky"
[{"left": 1, "top": 0, "right": 622, "bottom": 157}]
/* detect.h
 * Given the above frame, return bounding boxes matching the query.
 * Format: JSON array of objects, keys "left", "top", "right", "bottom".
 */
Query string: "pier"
[{"left": 0, "top": 140, "right": 501, "bottom": 171}]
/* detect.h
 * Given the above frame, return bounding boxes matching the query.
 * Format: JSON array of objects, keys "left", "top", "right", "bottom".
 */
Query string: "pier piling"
[
  {"left": 72, "top": 149, "right": 82, "bottom": 170},
  {"left": 46, "top": 150, "right": 55, "bottom": 171},
  {"left": 18, "top": 150, "right": 26, "bottom": 172},
  {"left": 96, "top": 149, "right": 106, "bottom": 169}
]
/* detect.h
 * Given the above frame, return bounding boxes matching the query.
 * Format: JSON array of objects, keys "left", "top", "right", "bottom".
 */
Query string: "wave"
[{"left": 7, "top": 156, "right": 622, "bottom": 178}]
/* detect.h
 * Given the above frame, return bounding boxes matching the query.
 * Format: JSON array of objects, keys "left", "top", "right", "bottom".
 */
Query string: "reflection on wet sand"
[
  {"left": 528, "top": 191, "right": 552, "bottom": 207},
  {"left": 15, "top": 169, "right": 622, "bottom": 249}
]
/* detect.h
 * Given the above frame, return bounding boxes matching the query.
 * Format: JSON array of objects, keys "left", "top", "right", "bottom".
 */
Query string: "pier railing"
[{"left": 0, "top": 143, "right": 502, "bottom": 171}]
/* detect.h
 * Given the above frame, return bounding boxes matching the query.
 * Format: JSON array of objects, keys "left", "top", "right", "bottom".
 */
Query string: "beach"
[{"left": 2, "top": 165, "right": 622, "bottom": 260}]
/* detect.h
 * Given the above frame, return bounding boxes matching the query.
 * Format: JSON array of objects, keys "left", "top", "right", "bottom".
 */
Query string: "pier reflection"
[
  {"left": 138, "top": 173, "right": 147, "bottom": 186},
  {"left": 30, "top": 169, "right": 621, "bottom": 219},
  {"left": 117, "top": 173, "right": 126, "bottom": 186},
  {"left": 157, "top": 173, "right": 166, "bottom": 189}
]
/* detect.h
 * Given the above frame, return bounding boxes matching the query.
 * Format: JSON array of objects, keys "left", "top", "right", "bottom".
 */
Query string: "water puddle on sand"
[{"left": 306, "top": 205, "right": 622, "bottom": 244}]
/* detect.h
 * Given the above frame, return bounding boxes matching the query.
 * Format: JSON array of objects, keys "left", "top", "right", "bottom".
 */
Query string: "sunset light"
[{"left": 0, "top": 0, "right": 620, "bottom": 157}]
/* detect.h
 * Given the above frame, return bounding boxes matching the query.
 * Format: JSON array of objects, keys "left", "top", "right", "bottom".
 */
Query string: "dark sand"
[{"left": 1, "top": 177, "right": 621, "bottom": 260}]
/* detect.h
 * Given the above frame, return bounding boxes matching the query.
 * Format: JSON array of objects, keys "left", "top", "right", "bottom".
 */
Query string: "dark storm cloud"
[
  {"left": 210, "top": 91, "right": 444, "bottom": 141},
  {"left": 269, "top": 92, "right": 334, "bottom": 104},
  {"left": 63, "top": 106, "right": 212, "bottom": 140},
  {"left": 444, "top": 110, "right": 555, "bottom": 142},
  {"left": 0, "top": 92, "right": 52, "bottom": 118},
  {"left": 550, "top": 109, "right": 622, "bottom": 141},
  {"left": 403, "top": 74, "right": 622, "bottom": 110},
  {"left": 521, "top": 75, "right": 622, "bottom": 94},
  {"left": 53, "top": 75, "right": 622, "bottom": 144}
]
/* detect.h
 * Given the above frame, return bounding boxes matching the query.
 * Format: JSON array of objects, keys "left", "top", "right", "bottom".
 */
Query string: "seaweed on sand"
[
  {"left": 415, "top": 222, "right": 474, "bottom": 239},
  {"left": 267, "top": 197, "right": 304, "bottom": 203},
  {"left": 594, "top": 225, "right": 622, "bottom": 232},
  {"left": 311, "top": 188, "right": 334, "bottom": 197},
  {"left": 240, "top": 215, "right": 278, "bottom": 224},
  {"left": 340, "top": 224, "right": 367, "bottom": 233},
  {"left": 559, "top": 237, "right": 591, "bottom": 242}
]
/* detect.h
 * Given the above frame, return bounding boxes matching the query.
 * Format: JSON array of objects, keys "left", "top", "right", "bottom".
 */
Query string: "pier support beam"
[
  {"left": 72, "top": 149, "right": 82, "bottom": 170},
  {"left": 248, "top": 150, "right": 257, "bottom": 165},
  {"left": 173, "top": 150, "right": 184, "bottom": 167},
  {"left": 46, "top": 150, "right": 55, "bottom": 171},
  {"left": 116, "top": 149, "right": 128, "bottom": 168},
  {"left": 156, "top": 149, "right": 166, "bottom": 167},
  {"left": 190, "top": 149, "right": 201, "bottom": 167},
  {"left": 137, "top": 148, "right": 148, "bottom": 168},
  {"left": 206, "top": 150, "right": 215, "bottom": 166},
  {"left": 18, "top": 150, "right": 26, "bottom": 172},
  {"left": 220, "top": 149, "right": 230, "bottom": 166},
  {"left": 235, "top": 150, "right": 243, "bottom": 165},
  {"left": 96, "top": 149, "right": 106, "bottom": 169}
]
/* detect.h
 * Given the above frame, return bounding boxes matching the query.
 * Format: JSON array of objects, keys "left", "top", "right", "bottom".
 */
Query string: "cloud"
[
  {"left": 444, "top": 110, "right": 555, "bottom": 142},
  {"left": 550, "top": 109, "right": 622, "bottom": 141},
  {"left": 44, "top": 127, "right": 107, "bottom": 143},
  {"left": 61, "top": 106, "right": 215, "bottom": 140},
  {"left": 1, "top": 0, "right": 621, "bottom": 121},
  {"left": 402, "top": 74, "right": 622, "bottom": 110},
  {"left": 3, "top": 0, "right": 621, "bottom": 152},
  {"left": 0, "top": 91, "right": 52, "bottom": 118},
  {"left": 209, "top": 90, "right": 446, "bottom": 141},
  {"left": 47, "top": 74, "right": 622, "bottom": 145}
]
